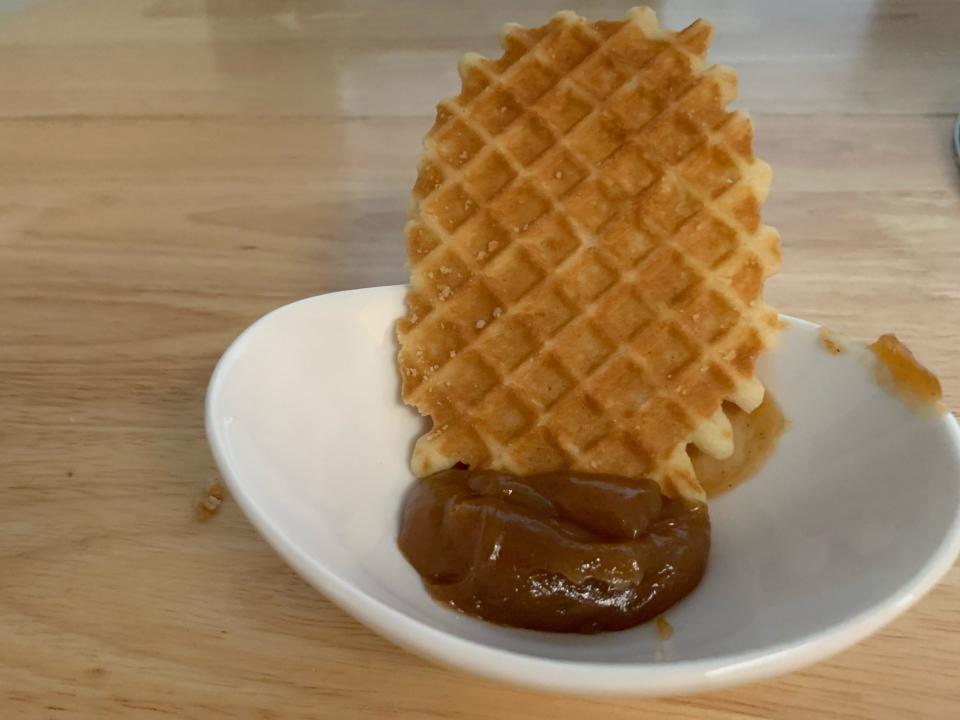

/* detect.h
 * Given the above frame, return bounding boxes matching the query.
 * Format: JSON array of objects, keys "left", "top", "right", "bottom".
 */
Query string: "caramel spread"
[
  {"left": 818, "top": 327, "right": 846, "bottom": 355},
  {"left": 691, "top": 395, "right": 788, "bottom": 497},
  {"left": 399, "top": 469, "right": 709, "bottom": 633},
  {"left": 195, "top": 479, "right": 226, "bottom": 521},
  {"left": 869, "top": 334, "right": 944, "bottom": 414},
  {"left": 655, "top": 615, "right": 674, "bottom": 640}
]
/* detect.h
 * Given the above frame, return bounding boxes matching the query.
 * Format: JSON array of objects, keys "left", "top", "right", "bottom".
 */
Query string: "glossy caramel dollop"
[{"left": 398, "top": 469, "right": 709, "bottom": 633}]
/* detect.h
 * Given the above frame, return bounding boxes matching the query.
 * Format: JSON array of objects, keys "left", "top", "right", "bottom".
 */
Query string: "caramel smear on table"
[
  {"left": 869, "top": 334, "right": 944, "bottom": 415},
  {"left": 195, "top": 479, "right": 226, "bottom": 521},
  {"left": 818, "top": 327, "right": 846, "bottom": 355},
  {"left": 691, "top": 394, "right": 787, "bottom": 497}
]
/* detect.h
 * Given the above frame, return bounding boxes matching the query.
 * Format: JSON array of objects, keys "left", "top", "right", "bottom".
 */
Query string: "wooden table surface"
[{"left": 2, "top": 1, "right": 959, "bottom": 717}]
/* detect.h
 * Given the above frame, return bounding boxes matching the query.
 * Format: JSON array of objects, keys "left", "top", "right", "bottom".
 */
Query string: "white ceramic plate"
[{"left": 206, "top": 284, "right": 960, "bottom": 696}]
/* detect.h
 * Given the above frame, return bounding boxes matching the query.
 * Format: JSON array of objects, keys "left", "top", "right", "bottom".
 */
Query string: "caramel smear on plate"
[
  {"left": 655, "top": 616, "right": 674, "bottom": 640},
  {"left": 818, "top": 327, "right": 846, "bottom": 355},
  {"left": 869, "top": 334, "right": 944, "bottom": 415},
  {"left": 691, "top": 394, "right": 788, "bottom": 498}
]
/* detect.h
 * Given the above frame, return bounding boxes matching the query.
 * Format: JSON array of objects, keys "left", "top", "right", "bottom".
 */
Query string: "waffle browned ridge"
[{"left": 397, "top": 7, "right": 782, "bottom": 500}]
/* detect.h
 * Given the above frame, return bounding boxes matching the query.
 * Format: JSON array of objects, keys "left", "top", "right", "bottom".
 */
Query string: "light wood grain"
[{"left": 2, "top": 1, "right": 959, "bottom": 718}]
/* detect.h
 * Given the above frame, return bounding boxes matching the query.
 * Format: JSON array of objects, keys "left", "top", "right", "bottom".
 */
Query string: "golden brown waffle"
[{"left": 397, "top": 7, "right": 782, "bottom": 500}]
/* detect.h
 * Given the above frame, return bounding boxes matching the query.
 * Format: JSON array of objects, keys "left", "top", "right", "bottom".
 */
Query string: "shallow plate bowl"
[{"left": 206, "top": 285, "right": 960, "bottom": 696}]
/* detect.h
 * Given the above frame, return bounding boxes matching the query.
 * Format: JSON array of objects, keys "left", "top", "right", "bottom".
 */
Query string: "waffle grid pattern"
[{"left": 398, "top": 8, "right": 781, "bottom": 499}]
